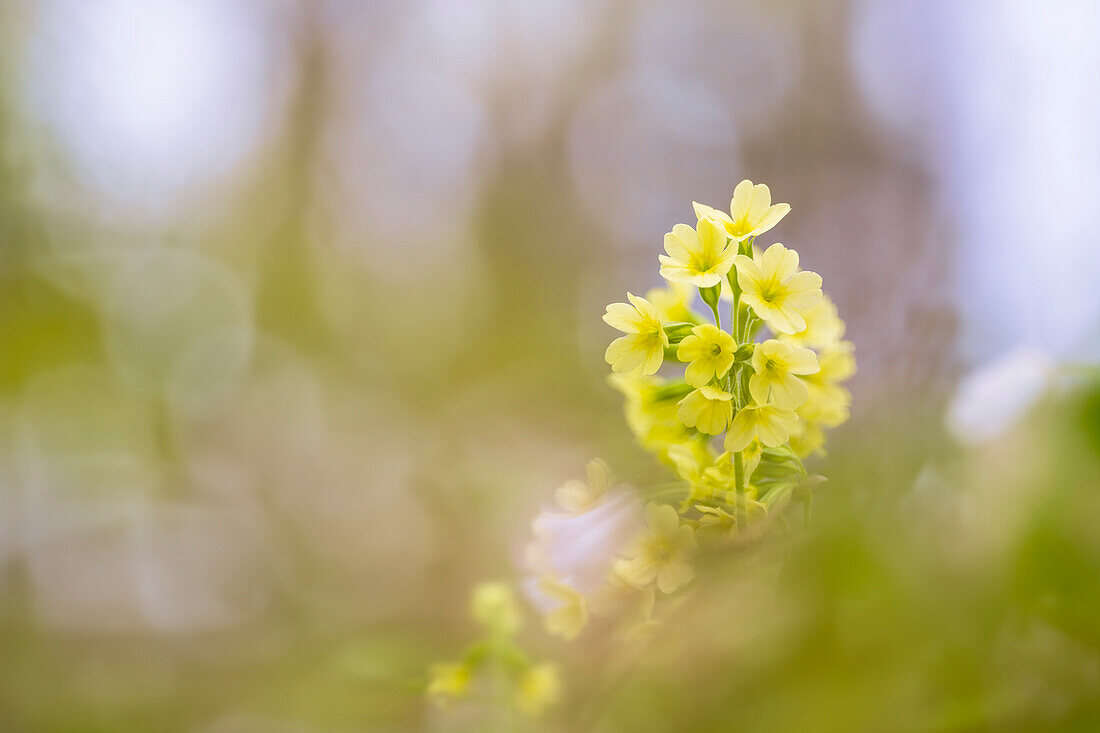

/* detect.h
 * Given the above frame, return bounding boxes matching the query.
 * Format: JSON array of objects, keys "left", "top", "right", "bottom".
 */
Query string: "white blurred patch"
[
  {"left": 100, "top": 247, "right": 253, "bottom": 411},
  {"left": 630, "top": 0, "right": 797, "bottom": 140},
  {"left": 852, "top": 0, "right": 1100, "bottom": 362},
  {"left": 316, "top": 3, "right": 495, "bottom": 284},
  {"left": 946, "top": 347, "right": 1055, "bottom": 445},
  {"left": 14, "top": 365, "right": 275, "bottom": 633},
  {"left": 568, "top": 70, "right": 741, "bottom": 249},
  {"left": 21, "top": 0, "right": 296, "bottom": 218},
  {"left": 130, "top": 504, "right": 270, "bottom": 632},
  {"left": 15, "top": 366, "right": 162, "bottom": 631},
  {"left": 523, "top": 488, "right": 642, "bottom": 607},
  {"left": 850, "top": 0, "right": 946, "bottom": 161}
]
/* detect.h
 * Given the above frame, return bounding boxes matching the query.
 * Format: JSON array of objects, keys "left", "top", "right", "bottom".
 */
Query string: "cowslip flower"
[
  {"left": 799, "top": 346, "right": 855, "bottom": 428},
  {"left": 427, "top": 663, "right": 471, "bottom": 705},
  {"left": 615, "top": 504, "right": 696, "bottom": 594},
  {"left": 780, "top": 295, "right": 845, "bottom": 349},
  {"left": 554, "top": 458, "right": 613, "bottom": 513},
  {"left": 515, "top": 663, "right": 561, "bottom": 716},
  {"left": 604, "top": 293, "right": 668, "bottom": 375},
  {"left": 749, "top": 339, "right": 820, "bottom": 409},
  {"left": 725, "top": 403, "right": 799, "bottom": 451},
  {"left": 658, "top": 218, "right": 736, "bottom": 287},
  {"left": 470, "top": 582, "right": 521, "bottom": 637},
  {"left": 645, "top": 280, "right": 700, "bottom": 324},
  {"left": 538, "top": 576, "right": 588, "bottom": 640},
  {"left": 693, "top": 179, "right": 790, "bottom": 242},
  {"left": 677, "top": 384, "right": 734, "bottom": 435},
  {"left": 609, "top": 374, "right": 699, "bottom": 460},
  {"left": 695, "top": 501, "right": 768, "bottom": 539},
  {"left": 524, "top": 477, "right": 642, "bottom": 631},
  {"left": 735, "top": 243, "right": 822, "bottom": 335},
  {"left": 677, "top": 324, "right": 736, "bottom": 387}
]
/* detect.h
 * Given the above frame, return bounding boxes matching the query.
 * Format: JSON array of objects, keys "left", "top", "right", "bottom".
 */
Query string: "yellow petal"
[
  {"left": 750, "top": 203, "right": 790, "bottom": 236},
  {"left": 745, "top": 183, "right": 772, "bottom": 224},
  {"left": 692, "top": 201, "right": 734, "bottom": 227},
  {"left": 730, "top": 179, "right": 755, "bottom": 221},
  {"left": 785, "top": 347, "right": 820, "bottom": 375},
  {"left": 656, "top": 560, "right": 693, "bottom": 594},
  {"left": 603, "top": 302, "right": 642, "bottom": 333},
  {"left": 760, "top": 242, "right": 798, "bottom": 281},
  {"left": 605, "top": 335, "right": 645, "bottom": 372}
]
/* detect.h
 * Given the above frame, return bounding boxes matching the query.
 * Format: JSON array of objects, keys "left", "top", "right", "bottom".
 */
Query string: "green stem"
[
  {"left": 728, "top": 284, "right": 741, "bottom": 344},
  {"left": 705, "top": 296, "right": 721, "bottom": 329},
  {"left": 733, "top": 450, "right": 746, "bottom": 531}
]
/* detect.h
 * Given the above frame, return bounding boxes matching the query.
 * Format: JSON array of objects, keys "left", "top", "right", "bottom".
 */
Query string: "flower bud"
[
  {"left": 734, "top": 343, "right": 755, "bottom": 363},
  {"left": 470, "top": 582, "right": 521, "bottom": 636},
  {"left": 663, "top": 322, "right": 696, "bottom": 345},
  {"left": 700, "top": 283, "right": 721, "bottom": 311}
]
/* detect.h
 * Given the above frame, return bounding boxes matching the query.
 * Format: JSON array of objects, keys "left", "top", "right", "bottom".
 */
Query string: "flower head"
[
  {"left": 677, "top": 323, "right": 736, "bottom": 387},
  {"left": 693, "top": 179, "right": 790, "bottom": 242},
  {"left": 554, "top": 458, "right": 613, "bottom": 513},
  {"left": 749, "top": 339, "right": 820, "bottom": 409},
  {"left": 615, "top": 504, "right": 696, "bottom": 594},
  {"left": 695, "top": 501, "right": 768, "bottom": 540},
  {"left": 604, "top": 293, "right": 668, "bottom": 375},
  {"left": 609, "top": 374, "right": 698, "bottom": 460},
  {"left": 735, "top": 243, "right": 822, "bottom": 334},
  {"left": 515, "top": 663, "right": 561, "bottom": 716},
  {"left": 677, "top": 384, "right": 734, "bottom": 435},
  {"left": 725, "top": 403, "right": 800, "bottom": 451},
  {"left": 780, "top": 295, "right": 845, "bottom": 349},
  {"left": 798, "top": 344, "right": 855, "bottom": 428},
  {"left": 645, "top": 280, "right": 700, "bottom": 324},
  {"left": 658, "top": 218, "right": 736, "bottom": 287},
  {"left": 470, "top": 582, "right": 521, "bottom": 637},
  {"left": 538, "top": 576, "right": 589, "bottom": 640},
  {"left": 427, "top": 663, "right": 471, "bottom": 706}
]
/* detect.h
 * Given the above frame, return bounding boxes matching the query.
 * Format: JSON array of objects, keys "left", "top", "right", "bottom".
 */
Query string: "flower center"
[{"left": 759, "top": 279, "right": 784, "bottom": 304}]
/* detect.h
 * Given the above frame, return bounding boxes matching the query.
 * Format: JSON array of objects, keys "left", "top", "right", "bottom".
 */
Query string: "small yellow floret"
[
  {"left": 604, "top": 292, "right": 668, "bottom": 375},
  {"left": 677, "top": 323, "right": 736, "bottom": 387},
  {"left": 538, "top": 576, "right": 589, "bottom": 641},
  {"left": 615, "top": 503, "right": 696, "bottom": 594},
  {"left": 735, "top": 243, "right": 822, "bottom": 335},
  {"left": 658, "top": 218, "right": 736, "bottom": 287},
  {"left": 781, "top": 295, "right": 845, "bottom": 349},
  {"left": 749, "top": 339, "right": 820, "bottom": 409},
  {"left": 725, "top": 403, "right": 799, "bottom": 451},
  {"left": 678, "top": 384, "right": 734, "bottom": 435},
  {"left": 515, "top": 663, "right": 561, "bottom": 716},
  {"left": 692, "top": 179, "right": 790, "bottom": 242},
  {"left": 427, "top": 663, "right": 471, "bottom": 705},
  {"left": 470, "top": 582, "right": 521, "bottom": 636}
]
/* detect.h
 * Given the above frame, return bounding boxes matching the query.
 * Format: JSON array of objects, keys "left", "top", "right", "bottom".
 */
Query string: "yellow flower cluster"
[
  {"left": 427, "top": 582, "right": 561, "bottom": 717},
  {"left": 429, "top": 181, "right": 854, "bottom": 720},
  {"left": 604, "top": 180, "right": 855, "bottom": 589}
]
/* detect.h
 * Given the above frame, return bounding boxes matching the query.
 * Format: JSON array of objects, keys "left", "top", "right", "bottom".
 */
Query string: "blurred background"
[{"left": 0, "top": 0, "right": 1098, "bottom": 730}]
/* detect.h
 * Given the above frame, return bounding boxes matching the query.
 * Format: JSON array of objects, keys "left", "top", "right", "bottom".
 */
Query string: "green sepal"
[
  {"left": 751, "top": 447, "right": 807, "bottom": 495},
  {"left": 652, "top": 381, "right": 694, "bottom": 402},
  {"left": 759, "top": 484, "right": 794, "bottom": 511},
  {"left": 700, "top": 283, "right": 721, "bottom": 311},
  {"left": 663, "top": 322, "right": 696, "bottom": 345}
]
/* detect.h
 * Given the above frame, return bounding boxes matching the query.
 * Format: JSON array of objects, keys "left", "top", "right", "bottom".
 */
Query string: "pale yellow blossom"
[
  {"left": 693, "top": 179, "right": 790, "bottom": 242},
  {"left": 658, "top": 218, "right": 737, "bottom": 287},
  {"left": 604, "top": 293, "right": 668, "bottom": 375},
  {"left": 615, "top": 504, "right": 696, "bottom": 594},
  {"left": 735, "top": 243, "right": 822, "bottom": 335}
]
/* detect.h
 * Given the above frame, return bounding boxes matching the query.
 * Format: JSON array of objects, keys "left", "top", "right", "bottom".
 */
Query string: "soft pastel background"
[{"left": 1, "top": 1, "right": 1098, "bottom": 731}]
